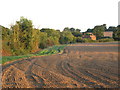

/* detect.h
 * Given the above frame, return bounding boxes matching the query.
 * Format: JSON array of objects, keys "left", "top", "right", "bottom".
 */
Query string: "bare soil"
[{"left": 2, "top": 42, "right": 119, "bottom": 88}]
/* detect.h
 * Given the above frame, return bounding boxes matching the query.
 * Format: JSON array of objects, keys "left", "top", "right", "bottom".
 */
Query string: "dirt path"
[{"left": 2, "top": 42, "right": 119, "bottom": 88}]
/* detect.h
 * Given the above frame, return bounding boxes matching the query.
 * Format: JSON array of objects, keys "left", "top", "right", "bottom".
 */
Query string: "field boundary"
[{"left": 2, "top": 45, "right": 66, "bottom": 66}]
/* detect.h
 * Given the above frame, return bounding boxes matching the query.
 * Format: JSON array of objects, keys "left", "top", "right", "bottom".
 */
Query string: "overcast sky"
[{"left": 0, "top": 0, "right": 119, "bottom": 32}]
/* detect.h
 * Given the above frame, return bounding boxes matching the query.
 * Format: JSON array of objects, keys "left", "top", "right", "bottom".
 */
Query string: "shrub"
[
  {"left": 84, "top": 38, "right": 95, "bottom": 43},
  {"left": 98, "top": 38, "right": 114, "bottom": 42},
  {"left": 76, "top": 37, "right": 85, "bottom": 43}
]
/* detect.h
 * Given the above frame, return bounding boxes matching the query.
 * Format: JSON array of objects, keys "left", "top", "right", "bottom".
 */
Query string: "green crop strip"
[{"left": 2, "top": 45, "right": 66, "bottom": 64}]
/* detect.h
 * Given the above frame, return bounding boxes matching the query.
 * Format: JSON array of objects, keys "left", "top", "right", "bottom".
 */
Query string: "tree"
[
  {"left": 72, "top": 31, "right": 82, "bottom": 37},
  {"left": 113, "top": 25, "right": 120, "bottom": 41},
  {"left": 2, "top": 25, "right": 12, "bottom": 55},
  {"left": 63, "top": 27, "right": 82, "bottom": 37},
  {"left": 76, "top": 29, "right": 81, "bottom": 32},
  {"left": 31, "top": 28, "right": 41, "bottom": 52},
  {"left": 59, "top": 31, "right": 74, "bottom": 44},
  {"left": 86, "top": 29, "right": 93, "bottom": 32},
  {"left": 40, "top": 28, "right": 60, "bottom": 45},
  {"left": 10, "top": 17, "right": 35, "bottom": 55},
  {"left": 107, "top": 26, "right": 117, "bottom": 31},
  {"left": 63, "top": 27, "right": 70, "bottom": 31},
  {"left": 70, "top": 28, "right": 75, "bottom": 32},
  {"left": 10, "top": 23, "right": 21, "bottom": 54},
  {"left": 76, "top": 37, "right": 85, "bottom": 43},
  {"left": 93, "top": 24, "right": 106, "bottom": 39},
  {"left": 39, "top": 32, "right": 48, "bottom": 49}
]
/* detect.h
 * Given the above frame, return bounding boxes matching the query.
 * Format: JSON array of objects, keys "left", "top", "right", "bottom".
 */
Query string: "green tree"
[
  {"left": 107, "top": 26, "right": 117, "bottom": 31},
  {"left": 63, "top": 27, "right": 70, "bottom": 31},
  {"left": 113, "top": 25, "right": 120, "bottom": 41},
  {"left": 59, "top": 31, "right": 74, "bottom": 44},
  {"left": 93, "top": 24, "right": 106, "bottom": 39},
  {"left": 19, "top": 17, "right": 34, "bottom": 52},
  {"left": 39, "top": 32, "right": 48, "bottom": 49},
  {"left": 40, "top": 28, "right": 60, "bottom": 45},
  {"left": 2, "top": 25, "right": 12, "bottom": 55},
  {"left": 86, "top": 29, "right": 93, "bottom": 32},
  {"left": 10, "top": 23, "right": 21, "bottom": 54},
  {"left": 72, "top": 31, "right": 82, "bottom": 37},
  {"left": 63, "top": 27, "right": 82, "bottom": 37},
  {"left": 10, "top": 17, "right": 35, "bottom": 55},
  {"left": 31, "top": 28, "right": 41, "bottom": 52},
  {"left": 70, "top": 28, "right": 75, "bottom": 32},
  {"left": 76, "top": 37, "right": 85, "bottom": 43}
]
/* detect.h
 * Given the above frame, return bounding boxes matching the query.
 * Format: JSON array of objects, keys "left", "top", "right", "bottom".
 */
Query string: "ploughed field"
[{"left": 2, "top": 42, "right": 119, "bottom": 88}]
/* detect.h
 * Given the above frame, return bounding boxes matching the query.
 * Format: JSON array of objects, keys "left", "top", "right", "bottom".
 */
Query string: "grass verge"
[{"left": 2, "top": 45, "right": 66, "bottom": 64}]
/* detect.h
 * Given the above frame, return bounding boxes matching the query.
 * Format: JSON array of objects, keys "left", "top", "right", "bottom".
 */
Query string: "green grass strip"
[{"left": 2, "top": 45, "right": 67, "bottom": 64}]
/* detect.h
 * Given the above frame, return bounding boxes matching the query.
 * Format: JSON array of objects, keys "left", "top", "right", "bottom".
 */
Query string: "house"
[
  {"left": 83, "top": 26, "right": 116, "bottom": 40},
  {"left": 103, "top": 26, "right": 117, "bottom": 38},
  {"left": 82, "top": 32, "right": 96, "bottom": 40},
  {"left": 103, "top": 26, "right": 115, "bottom": 38},
  {"left": 103, "top": 31, "right": 113, "bottom": 38}
]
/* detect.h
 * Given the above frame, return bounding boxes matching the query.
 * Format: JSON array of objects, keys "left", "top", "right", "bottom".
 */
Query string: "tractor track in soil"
[{"left": 2, "top": 42, "right": 119, "bottom": 88}]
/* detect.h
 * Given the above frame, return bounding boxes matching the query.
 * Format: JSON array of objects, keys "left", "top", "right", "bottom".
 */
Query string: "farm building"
[
  {"left": 82, "top": 33, "right": 96, "bottom": 40},
  {"left": 103, "top": 26, "right": 116, "bottom": 38},
  {"left": 103, "top": 31, "right": 113, "bottom": 38}
]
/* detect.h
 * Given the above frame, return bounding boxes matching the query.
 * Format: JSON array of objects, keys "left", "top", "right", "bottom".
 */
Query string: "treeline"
[
  {"left": 1, "top": 17, "right": 83, "bottom": 55},
  {"left": 86, "top": 24, "right": 120, "bottom": 40},
  {"left": 1, "top": 17, "right": 120, "bottom": 56}
]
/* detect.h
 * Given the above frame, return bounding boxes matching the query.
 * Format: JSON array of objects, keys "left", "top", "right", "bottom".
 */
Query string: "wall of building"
[
  {"left": 82, "top": 33, "right": 96, "bottom": 40},
  {"left": 90, "top": 35, "right": 96, "bottom": 40},
  {"left": 103, "top": 31, "right": 113, "bottom": 37}
]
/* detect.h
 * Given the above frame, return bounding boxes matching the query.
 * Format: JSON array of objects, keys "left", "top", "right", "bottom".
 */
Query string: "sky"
[{"left": 0, "top": 0, "right": 119, "bottom": 32}]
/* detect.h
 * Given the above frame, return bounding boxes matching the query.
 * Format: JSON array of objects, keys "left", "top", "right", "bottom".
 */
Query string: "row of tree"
[
  {"left": 86, "top": 24, "right": 120, "bottom": 40},
  {"left": 2, "top": 17, "right": 84, "bottom": 55},
  {"left": 1, "top": 17, "right": 120, "bottom": 56}
]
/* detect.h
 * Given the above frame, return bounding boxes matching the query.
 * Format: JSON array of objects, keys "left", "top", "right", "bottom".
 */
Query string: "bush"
[
  {"left": 76, "top": 37, "right": 85, "bottom": 43},
  {"left": 84, "top": 38, "right": 96, "bottom": 43},
  {"left": 98, "top": 38, "right": 114, "bottom": 42},
  {"left": 2, "top": 45, "right": 67, "bottom": 64}
]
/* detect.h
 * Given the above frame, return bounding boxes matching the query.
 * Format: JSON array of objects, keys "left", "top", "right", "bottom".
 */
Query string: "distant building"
[
  {"left": 103, "top": 31, "right": 113, "bottom": 38},
  {"left": 103, "top": 26, "right": 117, "bottom": 38},
  {"left": 82, "top": 33, "right": 96, "bottom": 40},
  {"left": 83, "top": 26, "right": 116, "bottom": 39}
]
